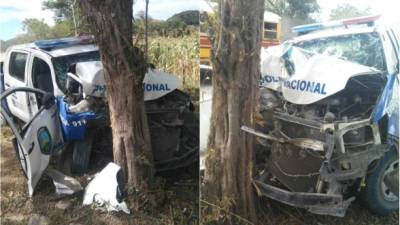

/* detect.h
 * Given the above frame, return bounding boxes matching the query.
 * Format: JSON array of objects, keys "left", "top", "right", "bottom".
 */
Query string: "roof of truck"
[
  {"left": 289, "top": 15, "right": 394, "bottom": 43},
  {"left": 8, "top": 36, "right": 99, "bottom": 58},
  {"left": 9, "top": 43, "right": 98, "bottom": 57},
  {"left": 292, "top": 26, "right": 377, "bottom": 43},
  {"left": 47, "top": 44, "right": 98, "bottom": 57}
]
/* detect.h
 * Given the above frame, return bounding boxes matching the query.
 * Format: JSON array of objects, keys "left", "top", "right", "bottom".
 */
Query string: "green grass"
[{"left": 147, "top": 35, "right": 199, "bottom": 90}]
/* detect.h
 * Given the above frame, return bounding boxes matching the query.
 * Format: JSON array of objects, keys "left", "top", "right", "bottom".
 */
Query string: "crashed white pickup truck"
[
  {"left": 0, "top": 36, "right": 198, "bottom": 196},
  {"left": 245, "top": 16, "right": 399, "bottom": 217}
]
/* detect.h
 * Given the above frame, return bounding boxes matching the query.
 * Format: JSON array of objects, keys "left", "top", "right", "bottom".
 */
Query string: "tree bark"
[
  {"left": 79, "top": 0, "right": 154, "bottom": 208},
  {"left": 203, "top": 0, "right": 264, "bottom": 223}
]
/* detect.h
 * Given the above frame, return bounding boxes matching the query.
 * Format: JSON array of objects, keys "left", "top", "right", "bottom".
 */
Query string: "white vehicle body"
[{"left": 3, "top": 43, "right": 180, "bottom": 123}]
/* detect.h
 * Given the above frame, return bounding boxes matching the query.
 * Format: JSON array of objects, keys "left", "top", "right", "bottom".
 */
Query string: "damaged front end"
[
  {"left": 245, "top": 45, "right": 398, "bottom": 217},
  {"left": 62, "top": 62, "right": 198, "bottom": 172}
]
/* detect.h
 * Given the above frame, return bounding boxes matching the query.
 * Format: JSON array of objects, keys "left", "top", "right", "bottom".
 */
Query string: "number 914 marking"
[{"left": 60, "top": 116, "right": 87, "bottom": 127}]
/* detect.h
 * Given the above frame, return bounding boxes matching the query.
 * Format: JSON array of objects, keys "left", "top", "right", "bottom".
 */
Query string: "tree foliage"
[
  {"left": 167, "top": 10, "right": 199, "bottom": 26},
  {"left": 133, "top": 11, "right": 199, "bottom": 38},
  {"left": 43, "top": 0, "right": 91, "bottom": 35},
  {"left": 330, "top": 3, "right": 371, "bottom": 20},
  {"left": 22, "top": 19, "right": 52, "bottom": 39},
  {"left": 265, "top": 0, "right": 320, "bottom": 20},
  {"left": 42, "top": 0, "right": 73, "bottom": 21},
  {"left": 10, "top": 18, "right": 73, "bottom": 44}
]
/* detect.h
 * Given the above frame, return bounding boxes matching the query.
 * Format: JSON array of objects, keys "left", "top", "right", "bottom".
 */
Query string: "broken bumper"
[
  {"left": 243, "top": 124, "right": 388, "bottom": 217},
  {"left": 253, "top": 179, "right": 353, "bottom": 217}
]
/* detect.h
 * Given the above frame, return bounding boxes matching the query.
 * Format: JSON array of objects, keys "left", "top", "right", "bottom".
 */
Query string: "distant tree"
[
  {"left": 265, "top": 0, "right": 320, "bottom": 20},
  {"left": 22, "top": 19, "right": 52, "bottom": 40},
  {"left": 167, "top": 10, "right": 200, "bottom": 26},
  {"left": 7, "top": 13, "right": 75, "bottom": 47},
  {"left": 330, "top": 3, "right": 371, "bottom": 20},
  {"left": 42, "top": 0, "right": 73, "bottom": 21},
  {"left": 134, "top": 10, "right": 198, "bottom": 38},
  {"left": 51, "top": 20, "right": 75, "bottom": 37},
  {"left": 1, "top": 35, "right": 33, "bottom": 51},
  {"left": 43, "top": 0, "right": 91, "bottom": 35}
]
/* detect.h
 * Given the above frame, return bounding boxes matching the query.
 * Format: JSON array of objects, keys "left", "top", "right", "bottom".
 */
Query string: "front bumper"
[
  {"left": 243, "top": 123, "right": 388, "bottom": 217},
  {"left": 253, "top": 179, "right": 354, "bottom": 217}
]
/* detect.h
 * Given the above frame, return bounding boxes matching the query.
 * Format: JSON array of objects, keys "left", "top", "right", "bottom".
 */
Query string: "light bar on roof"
[
  {"left": 292, "top": 23, "right": 323, "bottom": 34},
  {"left": 34, "top": 35, "right": 94, "bottom": 51},
  {"left": 342, "top": 15, "right": 381, "bottom": 26},
  {"left": 292, "top": 15, "right": 381, "bottom": 34}
]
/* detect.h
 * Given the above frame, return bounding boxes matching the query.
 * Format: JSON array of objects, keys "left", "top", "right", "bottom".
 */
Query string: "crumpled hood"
[
  {"left": 260, "top": 45, "right": 378, "bottom": 105},
  {"left": 71, "top": 61, "right": 180, "bottom": 101}
]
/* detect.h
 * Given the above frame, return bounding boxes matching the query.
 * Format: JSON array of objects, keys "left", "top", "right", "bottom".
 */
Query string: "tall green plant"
[{"left": 148, "top": 35, "right": 199, "bottom": 89}]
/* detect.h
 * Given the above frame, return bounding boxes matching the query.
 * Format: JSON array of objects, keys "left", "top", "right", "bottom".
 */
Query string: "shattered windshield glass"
[
  {"left": 295, "top": 32, "right": 386, "bottom": 72},
  {"left": 52, "top": 51, "right": 100, "bottom": 92}
]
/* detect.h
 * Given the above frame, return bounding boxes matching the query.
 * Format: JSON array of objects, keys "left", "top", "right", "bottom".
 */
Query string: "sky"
[
  {"left": 316, "top": 0, "right": 400, "bottom": 26},
  {"left": 0, "top": 0, "right": 399, "bottom": 40},
  {"left": 0, "top": 0, "right": 200, "bottom": 40},
  {"left": 0, "top": 0, "right": 54, "bottom": 40}
]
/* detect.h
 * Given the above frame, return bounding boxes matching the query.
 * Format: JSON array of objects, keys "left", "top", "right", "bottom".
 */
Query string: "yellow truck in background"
[{"left": 200, "top": 11, "right": 281, "bottom": 65}]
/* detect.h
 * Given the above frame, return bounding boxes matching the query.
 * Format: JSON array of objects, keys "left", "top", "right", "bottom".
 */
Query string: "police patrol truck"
[
  {"left": 0, "top": 36, "right": 198, "bottom": 196},
  {"left": 247, "top": 15, "right": 399, "bottom": 216}
]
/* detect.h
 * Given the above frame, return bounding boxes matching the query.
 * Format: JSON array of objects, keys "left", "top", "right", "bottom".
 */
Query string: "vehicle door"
[
  {"left": 3, "top": 50, "right": 32, "bottom": 122},
  {"left": 28, "top": 54, "right": 55, "bottom": 115},
  {"left": 0, "top": 87, "right": 64, "bottom": 196}
]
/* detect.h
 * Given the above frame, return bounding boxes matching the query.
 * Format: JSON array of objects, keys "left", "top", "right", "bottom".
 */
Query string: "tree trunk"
[
  {"left": 79, "top": 0, "right": 154, "bottom": 208},
  {"left": 203, "top": 0, "right": 264, "bottom": 223}
]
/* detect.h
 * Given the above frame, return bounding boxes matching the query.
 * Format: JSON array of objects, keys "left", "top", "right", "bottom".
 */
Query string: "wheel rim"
[{"left": 381, "top": 159, "right": 399, "bottom": 202}]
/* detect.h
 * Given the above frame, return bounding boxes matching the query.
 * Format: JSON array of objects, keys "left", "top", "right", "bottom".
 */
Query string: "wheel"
[
  {"left": 362, "top": 146, "right": 399, "bottom": 215},
  {"left": 71, "top": 135, "right": 93, "bottom": 174}
]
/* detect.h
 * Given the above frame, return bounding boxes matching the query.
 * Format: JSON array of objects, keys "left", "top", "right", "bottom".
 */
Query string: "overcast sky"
[{"left": 1, "top": 0, "right": 399, "bottom": 40}]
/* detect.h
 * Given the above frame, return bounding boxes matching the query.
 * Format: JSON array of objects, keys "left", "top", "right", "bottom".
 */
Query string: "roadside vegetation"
[{"left": 148, "top": 35, "right": 199, "bottom": 91}]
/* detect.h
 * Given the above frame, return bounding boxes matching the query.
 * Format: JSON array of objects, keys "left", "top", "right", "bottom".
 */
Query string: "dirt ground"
[
  {"left": 257, "top": 196, "right": 399, "bottom": 225},
  {"left": 200, "top": 189, "right": 398, "bottom": 225},
  {"left": 0, "top": 127, "right": 199, "bottom": 225}
]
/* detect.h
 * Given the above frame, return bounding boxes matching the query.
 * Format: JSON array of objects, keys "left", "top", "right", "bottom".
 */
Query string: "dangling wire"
[{"left": 145, "top": 0, "right": 149, "bottom": 65}]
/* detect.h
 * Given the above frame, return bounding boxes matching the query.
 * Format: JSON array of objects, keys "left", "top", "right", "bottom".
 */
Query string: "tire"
[
  {"left": 71, "top": 135, "right": 93, "bottom": 174},
  {"left": 362, "top": 146, "right": 399, "bottom": 215}
]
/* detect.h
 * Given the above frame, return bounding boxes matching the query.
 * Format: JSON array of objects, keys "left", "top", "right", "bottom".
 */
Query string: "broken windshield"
[
  {"left": 52, "top": 51, "right": 100, "bottom": 92},
  {"left": 295, "top": 32, "right": 386, "bottom": 72}
]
